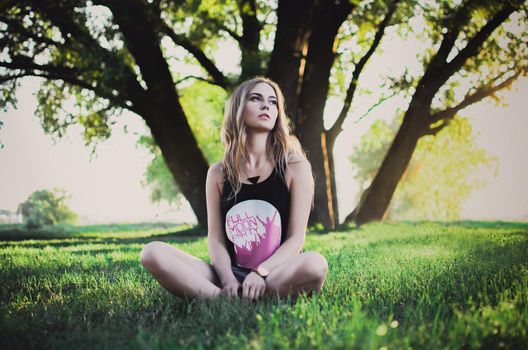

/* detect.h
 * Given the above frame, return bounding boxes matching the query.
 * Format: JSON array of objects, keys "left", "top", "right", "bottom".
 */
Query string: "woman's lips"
[{"left": 258, "top": 113, "right": 270, "bottom": 119}]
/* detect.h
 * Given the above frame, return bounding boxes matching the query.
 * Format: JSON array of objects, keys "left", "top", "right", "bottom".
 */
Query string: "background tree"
[
  {"left": 17, "top": 188, "right": 78, "bottom": 229},
  {"left": 344, "top": 0, "right": 527, "bottom": 225},
  {"left": 350, "top": 115, "right": 497, "bottom": 220}
]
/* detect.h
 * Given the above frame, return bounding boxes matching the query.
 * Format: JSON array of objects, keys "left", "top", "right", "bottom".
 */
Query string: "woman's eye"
[{"left": 249, "top": 96, "right": 277, "bottom": 105}]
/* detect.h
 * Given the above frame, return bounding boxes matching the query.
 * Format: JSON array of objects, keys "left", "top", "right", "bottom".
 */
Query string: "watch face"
[{"left": 258, "top": 266, "right": 269, "bottom": 277}]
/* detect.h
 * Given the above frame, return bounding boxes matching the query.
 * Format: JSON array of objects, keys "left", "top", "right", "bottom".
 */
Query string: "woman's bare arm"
[
  {"left": 257, "top": 157, "right": 314, "bottom": 272},
  {"left": 206, "top": 162, "right": 238, "bottom": 286}
]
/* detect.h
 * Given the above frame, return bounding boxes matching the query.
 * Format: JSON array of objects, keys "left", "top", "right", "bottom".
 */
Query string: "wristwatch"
[{"left": 252, "top": 265, "right": 269, "bottom": 278}]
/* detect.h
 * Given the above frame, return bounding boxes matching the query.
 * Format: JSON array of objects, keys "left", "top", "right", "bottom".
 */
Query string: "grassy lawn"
[{"left": 1, "top": 221, "right": 526, "bottom": 349}]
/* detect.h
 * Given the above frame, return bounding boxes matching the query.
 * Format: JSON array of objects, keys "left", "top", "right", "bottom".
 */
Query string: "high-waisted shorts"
[{"left": 231, "top": 265, "right": 252, "bottom": 283}]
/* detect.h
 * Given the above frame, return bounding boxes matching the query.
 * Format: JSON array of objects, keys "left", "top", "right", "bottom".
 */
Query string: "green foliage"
[
  {"left": 138, "top": 139, "right": 182, "bottom": 207},
  {"left": 350, "top": 118, "right": 397, "bottom": 189},
  {"left": 163, "top": 0, "right": 238, "bottom": 47},
  {"left": 410, "top": 1, "right": 527, "bottom": 109},
  {"left": 391, "top": 117, "right": 498, "bottom": 220},
  {"left": 350, "top": 115, "right": 497, "bottom": 220},
  {"left": 16, "top": 188, "right": 78, "bottom": 229},
  {"left": 0, "top": 222, "right": 527, "bottom": 348},
  {"left": 1, "top": 1, "right": 136, "bottom": 153},
  {"left": 35, "top": 80, "right": 117, "bottom": 152},
  {"left": 0, "top": 79, "right": 19, "bottom": 112},
  {"left": 139, "top": 80, "right": 226, "bottom": 206},
  {"left": 180, "top": 80, "right": 226, "bottom": 162}
]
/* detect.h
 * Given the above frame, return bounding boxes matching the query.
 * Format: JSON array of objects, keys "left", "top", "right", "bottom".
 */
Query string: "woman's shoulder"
[
  {"left": 287, "top": 153, "right": 311, "bottom": 169},
  {"left": 208, "top": 161, "right": 226, "bottom": 177},
  {"left": 285, "top": 153, "right": 312, "bottom": 190},
  {"left": 207, "top": 161, "right": 227, "bottom": 193}
]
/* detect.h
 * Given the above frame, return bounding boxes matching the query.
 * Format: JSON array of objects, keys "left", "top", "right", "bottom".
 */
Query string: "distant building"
[{"left": 0, "top": 209, "right": 23, "bottom": 224}]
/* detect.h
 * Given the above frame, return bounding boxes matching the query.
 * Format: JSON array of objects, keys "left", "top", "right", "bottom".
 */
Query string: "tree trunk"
[
  {"left": 345, "top": 103, "right": 426, "bottom": 225},
  {"left": 143, "top": 101, "right": 209, "bottom": 227},
  {"left": 294, "top": 1, "right": 353, "bottom": 229},
  {"left": 268, "top": 0, "right": 317, "bottom": 123},
  {"left": 325, "top": 133, "right": 340, "bottom": 225},
  {"left": 107, "top": 0, "right": 209, "bottom": 227},
  {"left": 238, "top": 0, "right": 263, "bottom": 82}
]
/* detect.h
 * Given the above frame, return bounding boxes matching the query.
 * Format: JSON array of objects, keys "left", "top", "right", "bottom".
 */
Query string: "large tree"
[
  {"left": 1, "top": 0, "right": 219, "bottom": 226},
  {"left": 0, "top": 0, "right": 355, "bottom": 228},
  {"left": 344, "top": 0, "right": 527, "bottom": 225}
]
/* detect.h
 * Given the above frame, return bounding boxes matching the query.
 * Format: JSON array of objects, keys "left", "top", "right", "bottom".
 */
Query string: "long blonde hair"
[{"left": 220, "top": 77, "right": 311, "bottom": 200}]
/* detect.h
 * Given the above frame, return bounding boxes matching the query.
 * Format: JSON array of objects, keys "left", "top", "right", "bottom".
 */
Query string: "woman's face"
[{"left": 243, "top": 82, "right": 278, "bottom": 132}]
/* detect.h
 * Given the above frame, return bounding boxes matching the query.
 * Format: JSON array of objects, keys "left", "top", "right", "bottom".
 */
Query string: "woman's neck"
[{"left": 245, "top": 132, "right": 270, "bottom": 169}]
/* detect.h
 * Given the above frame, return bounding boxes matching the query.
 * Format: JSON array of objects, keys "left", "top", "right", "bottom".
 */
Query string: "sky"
[{"left": 1, "top": 12, "right": 527, "bottom": 224}]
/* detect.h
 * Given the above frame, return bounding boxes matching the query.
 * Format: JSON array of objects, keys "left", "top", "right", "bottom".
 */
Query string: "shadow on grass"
[
  {"left": 0, "top": 233, "right": 203, "bottom": 252},
  {"left": 0, "top": 223, "right": 206, "bottom": 243},
  {"left": 312, "top": 222, "right": 360, "bottom": 234},
  {"left": 1, "top": 221, "right": 356, "bottom": 246}
]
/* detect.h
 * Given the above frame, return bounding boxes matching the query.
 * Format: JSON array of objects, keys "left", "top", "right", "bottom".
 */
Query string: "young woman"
[{"left": 140, "top": 77, "right": 328, "bottom": 300}]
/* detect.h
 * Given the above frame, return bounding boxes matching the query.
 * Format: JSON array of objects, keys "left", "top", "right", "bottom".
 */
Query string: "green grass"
[{"left": 1, "top": 221, "right": 527, "bottom": 349}]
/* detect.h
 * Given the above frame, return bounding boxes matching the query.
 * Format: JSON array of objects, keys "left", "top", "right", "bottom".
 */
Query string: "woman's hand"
[
  {"left": 221, "top": 278, "right": 241, "bottom": 298},
  {"left": 241, "top": 272, "right": 266, "bottom": 301}
]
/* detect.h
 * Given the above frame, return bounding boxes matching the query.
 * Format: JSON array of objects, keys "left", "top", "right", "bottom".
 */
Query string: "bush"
[{"left": 16, "top": 188, "right": 78, "bottom": 229}]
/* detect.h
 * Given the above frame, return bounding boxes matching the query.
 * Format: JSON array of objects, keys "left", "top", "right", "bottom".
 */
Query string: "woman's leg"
[
  {"left": 265, "top": 251, "right": 328, "bottom": 298},
  {"left": 140, "top": 241, "right": 222, "bottom": 299}
]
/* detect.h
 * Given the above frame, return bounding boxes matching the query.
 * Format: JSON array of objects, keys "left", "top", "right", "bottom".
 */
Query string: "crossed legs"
[
  {"left": 140, "top": 241, "right": 221, "bottom": 299},
  {"left": 140, "top": 241, "right": 329, "bottom": 299},
  {"left": 265, "top": 251, "right": 329, "bottom": 297}
]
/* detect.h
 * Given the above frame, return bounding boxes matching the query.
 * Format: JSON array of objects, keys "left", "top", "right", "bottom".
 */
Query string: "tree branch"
[
  {"left": 328, "top": 0, "right": 400, "bottom": 141},
  {"left": 0, "top": 59, "right": 138, "bottom": 113},
  {"left": 439, "top": 4, "right": 516, "bottom": 86},
  {"left": 425, "top": 69, "right": 524, "bottom": 136},
  {"left": 160, "top": 21, "right": 230, "bottom": 89},
  {"left": 1, "top": 57, "right": 77, "bottom": 78},
  {"left": 424, "top": 119, "right": 450, "bottom": 136},
  {"left": 429, "top": 0, "right": 476, "bottom": 69},
  {"left": 238, "top": 0, "right": 260, "bottom": 46},
  {"left": 0, "top": 73, "right": 26, "bottom": 84},
  {"left": 0, "top": 16, "right": 62, "bottom": 49},
  {"left": 30, "top": 1, "right": 148, "bottom": 109},
  {"left": 207, "top": 16, "right": 242, "bottom": 42},
  {"left": 352, "top": 91, "right": 400, "bottom": 125},
  {"left": 174, "top": 75, "right": 216, "bottom": 86}
]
